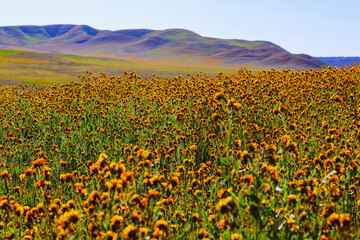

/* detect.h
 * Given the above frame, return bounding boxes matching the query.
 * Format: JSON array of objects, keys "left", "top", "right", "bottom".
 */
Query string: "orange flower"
[
  {"left": 147, "top": 189, "right": 160, "bottom": 199},
  {"left": 31, "top": 158, "right": 46, "bottom": 168},
  {"left": 60, "top": 173, "right": 75, "bottom": 183},
  {"left": 24, "top": 168, "right": 36, "bottom": 177},
  {"left": 14, "top": 204, "right": 24, "bottom": 216},
  {"left": 288, "top": 194, "right": 297, "bottom": 204},
  {"left": 56, "top": 210, "right": 81, "bottom": 229},
  {"left": 123, "top": 224, "right": 138, "bottom": 240},
  {"left": 60, "top": 161, "right": 68, "bottom": 168},
  {"left": 35, "top": 179, "right": 51, "bottom": 188},
  {"left": 154, "top": 219, "right": 169, "bottom": 232},
  {"left": 214, "top": 92, "right": 226, "bottom": 101},
  {"left": 169, "top": 176, "right": 180, "bottom": 188},
  {"left": 110, "top": 215, "right": 124, "bottom": 231},
  {"left": 231, "top": 233, "right": 242, "bottom": 240},
  {"left": 89, "top": 190, "right": 101, "bottom": 204},
  {"left": 98, "top": 152, "right": 108, "bottom": 162},
  {"left": 216, "top": 196, "right": 237, "bottom": 214},
  {"left": 127, "top": 156, "right": 136, "bottom": 163},
  {"left": 339, "top": 213, "right": 351, "bottom": 230},
  {"left": 210, "top": 113, "right": 222, "bottom": 121},
  {"left": 189, "top": 144, "right": 198, "bottom": 151},
  {"left": 243, "top": 174, "right": 254, "bottom": 185},
  {"left": 49, "top": 203, "right": 60, "bottom": 217},
  {"left": 241, "top": 151, "right": 252, "bottom": 164},
  {"left": 0, "top": 171, "right": 11, "bottom": 180},
  {"left": 140, "top": 150, "right": 152, "bottom": 160},
  {"left": 198, "top": 228, "right": 208, "bottom": 238},
  {"left": 191, "top": 213, "right": 201, "bottom": 222},
  {"left": 218, "top": 219, "right": 228, "bottom": 231},
  {"left": 327, "top": 213, "right": 340, "bottom": 227},
  {"left": 106, "top": 231, "right": 118, "bottom": 240}
]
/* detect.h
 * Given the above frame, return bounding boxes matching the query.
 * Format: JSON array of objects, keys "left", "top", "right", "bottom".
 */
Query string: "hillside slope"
[{"left": 0, "top": 24, "right": 326, "bottom": 69}]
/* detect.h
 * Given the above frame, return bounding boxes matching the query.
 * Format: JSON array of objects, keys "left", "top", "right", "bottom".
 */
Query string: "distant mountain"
[
  {"left": 316, "top": 57, "right": 360, "bottom": 67},
  {"left": 0, "top": 24, "right": 326, "bottom": 69}
]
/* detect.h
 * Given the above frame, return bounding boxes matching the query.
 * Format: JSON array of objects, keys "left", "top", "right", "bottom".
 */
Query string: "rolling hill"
[{"left": 0, "top": 24, "right": 325, "bottom": 69}]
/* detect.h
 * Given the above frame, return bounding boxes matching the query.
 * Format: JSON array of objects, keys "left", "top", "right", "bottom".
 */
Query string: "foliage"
[{"left": 0, "top": 66, "right": 360, "bottom": 239}]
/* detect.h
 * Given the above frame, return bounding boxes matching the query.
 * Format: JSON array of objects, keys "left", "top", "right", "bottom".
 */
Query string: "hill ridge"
[{"left": 0, "top": 24, "right": 326, "bottom": 68}]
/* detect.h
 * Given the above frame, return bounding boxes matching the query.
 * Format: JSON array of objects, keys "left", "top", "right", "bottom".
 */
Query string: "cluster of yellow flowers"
[{"left": 0, "top": 66, "right": 359, "bottom": 239}]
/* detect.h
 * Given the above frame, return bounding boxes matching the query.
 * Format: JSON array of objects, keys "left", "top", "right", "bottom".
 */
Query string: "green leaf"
[
  {"left": 153, "top": 206, "right": 160, "bottom": 219},
  {"left": 221, "top": 171, "right": 230, "bottom": 182},
  {"left": 220, "top": 157, "right": 230, "bottom": 167},
  {"left": 235, "top": 192, "right": 246, "bottom": 208},
  {"left": 196, "top": 193, "right": 203, "bottom": 202},
  {"left": 249, "top": 193, "right": 260, "bottom": 204},
  {"left": 102, "top": 221, "right": 109, "bottom": 230}
]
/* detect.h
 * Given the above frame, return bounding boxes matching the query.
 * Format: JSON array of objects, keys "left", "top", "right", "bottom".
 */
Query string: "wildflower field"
[{"left": 0, "top": 66, "right": 360, "bottom": 239}]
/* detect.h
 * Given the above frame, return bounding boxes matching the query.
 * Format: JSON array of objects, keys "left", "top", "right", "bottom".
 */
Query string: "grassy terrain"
[
  {"left": 0, "top": 65, "right": 359, "bottom": 239},
  {"left": 0, "top": 49, "right": 245, "bottom": 86},
  {"left": 0, "top": 25, "right": 325, "bottom": 70}
]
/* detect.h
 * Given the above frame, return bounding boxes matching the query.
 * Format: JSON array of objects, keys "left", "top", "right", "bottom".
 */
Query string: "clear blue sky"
[{"left": 1, "top": 0, "right": 359, "bottom": 56}]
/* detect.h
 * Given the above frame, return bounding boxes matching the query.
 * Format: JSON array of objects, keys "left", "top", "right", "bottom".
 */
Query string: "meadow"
[
  {"left": 0, "top": 49, "right": 243, "bottom": 86},
  {"left": 0, "top": 64, "right": 359, "bottom": 239}
]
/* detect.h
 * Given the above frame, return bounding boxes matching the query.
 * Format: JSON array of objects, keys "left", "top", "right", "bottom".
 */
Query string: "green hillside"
[{"left": 0, "top": 25, "right": 326, "bottom": 69}]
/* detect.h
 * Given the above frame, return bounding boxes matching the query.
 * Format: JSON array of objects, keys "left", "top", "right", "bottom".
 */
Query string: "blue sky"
[{"left": 1, "top": 0, "right": 359, "bottom": 56}]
